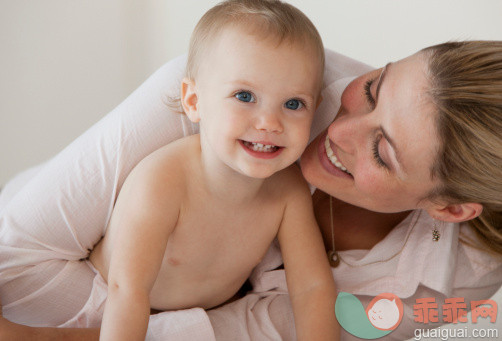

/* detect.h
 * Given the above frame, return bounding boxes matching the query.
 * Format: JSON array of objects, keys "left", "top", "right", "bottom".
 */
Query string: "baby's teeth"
[{"left": 245, "top": 141, "right": 277, "bottom": 152}]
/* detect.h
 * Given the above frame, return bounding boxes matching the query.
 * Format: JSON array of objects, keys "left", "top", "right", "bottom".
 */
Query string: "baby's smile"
[
  {"left": 238, "top": 139, "right": 284, "bottom": 159},
  {"left": 241, "top": 139, "right": 281, "bottom": 153}
]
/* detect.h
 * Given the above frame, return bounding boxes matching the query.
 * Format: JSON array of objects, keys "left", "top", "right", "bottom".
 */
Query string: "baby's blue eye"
[
  {"left": 285, "top": 99, "right": 303, "bottom": 110},
  {"left": 235, "top": 91, "right": 254, "bottom": 103}
]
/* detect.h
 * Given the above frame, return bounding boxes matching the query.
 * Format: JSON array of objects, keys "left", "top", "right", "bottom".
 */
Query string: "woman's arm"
[
  {"left": 0, "top": 54, "right": 209, "bottom": 339},
  {"left": 0, "top": 299, "right": 99, "bottom": 341},
  {"left": 0, "top": 321, "right": 99, "bottom": 341},
  {"left": 0, "top": 304, "right": 214, "bottom": 341}
]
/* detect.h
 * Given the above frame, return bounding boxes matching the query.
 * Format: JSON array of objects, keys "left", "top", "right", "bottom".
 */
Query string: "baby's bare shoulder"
[
  {"left": 99, "top": 137, "right": 199, "bottom": 259},
  {"left": 124, "top": 135, "right": 200, "bottom": 200}
]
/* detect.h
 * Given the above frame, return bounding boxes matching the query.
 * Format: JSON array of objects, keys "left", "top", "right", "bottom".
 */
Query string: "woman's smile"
[
  {"left": 324, "top": 135, "right": 351, "bottom": 175},
  {"left": 316, "top": 131, "right": 353, "bottom": 179}
]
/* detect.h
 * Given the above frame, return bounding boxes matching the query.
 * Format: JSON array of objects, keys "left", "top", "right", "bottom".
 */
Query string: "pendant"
[
  {"left": 432, "top": 228, "right": 441, "bottom": 242},
  {"left": 328, "top": 250, "right": 340, "bottom": 267}
]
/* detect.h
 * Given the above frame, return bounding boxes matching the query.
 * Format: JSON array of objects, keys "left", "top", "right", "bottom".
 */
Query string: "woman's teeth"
[
  {"left": 324, "top": 136, "right": 351, "bottom": 175},
  {"left": 243, "top": 141, "right": 279, "bottom": 152}
]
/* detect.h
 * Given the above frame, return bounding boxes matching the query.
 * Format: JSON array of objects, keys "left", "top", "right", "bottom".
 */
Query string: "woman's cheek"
[{"left": 354, "top": 165, "right": 384, "bottom": 195}]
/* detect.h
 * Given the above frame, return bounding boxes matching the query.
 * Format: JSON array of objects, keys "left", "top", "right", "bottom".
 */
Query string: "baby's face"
[{"left": 192, "top": 26, "right": 323, "bottom": 179}]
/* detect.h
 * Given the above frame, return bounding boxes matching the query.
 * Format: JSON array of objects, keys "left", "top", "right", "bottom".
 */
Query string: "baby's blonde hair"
[
  {"left": 186, "top": 0, "right": 324, "bottom": 81},
  {"left": 422, "top": 41, "right": 502, "bottom": 255}
]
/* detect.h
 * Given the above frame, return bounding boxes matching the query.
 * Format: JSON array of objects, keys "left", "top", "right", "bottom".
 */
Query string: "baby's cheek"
[{"left": 294, "top": 119, "right": 313, "bottom": 147}]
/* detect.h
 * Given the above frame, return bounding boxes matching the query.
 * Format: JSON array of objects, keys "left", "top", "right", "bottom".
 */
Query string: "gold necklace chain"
[{"left": 328, "top": 196, "right": 421, "bottom": 268}]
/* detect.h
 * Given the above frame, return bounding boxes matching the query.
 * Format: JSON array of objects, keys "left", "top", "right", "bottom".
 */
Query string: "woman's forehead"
[{"left": 378, "top": 54, "right": 439, "bottom": 183}]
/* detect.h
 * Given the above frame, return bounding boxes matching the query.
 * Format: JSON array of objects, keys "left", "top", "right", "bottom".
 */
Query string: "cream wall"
[{"left": 1, "top": 0, "right": 501, "bottom": 184}]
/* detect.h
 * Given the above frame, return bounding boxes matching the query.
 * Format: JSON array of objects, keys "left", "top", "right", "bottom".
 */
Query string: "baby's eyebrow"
[
  {"left": 292, "top": 92, "right": 316, "bottom": 101},
  {"left": 227, "top": 79, "right": 256, "bottom": 88}
]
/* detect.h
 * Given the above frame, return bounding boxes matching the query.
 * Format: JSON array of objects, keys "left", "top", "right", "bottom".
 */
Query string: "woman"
[{"left": 0, "top": 42, "right": 501, "bottom": 340}]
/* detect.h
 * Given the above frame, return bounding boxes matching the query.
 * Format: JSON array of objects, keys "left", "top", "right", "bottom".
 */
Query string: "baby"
[{"left": 89, "top": 0, "right": 337, "bottom": 340}]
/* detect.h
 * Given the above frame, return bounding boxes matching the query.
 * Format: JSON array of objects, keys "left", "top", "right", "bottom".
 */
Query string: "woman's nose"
[
  {"left": 254, "top": 108, "right": 283, "bottom": 133},
  {"left": 328, "top": 111, "right": 368, "bottom": 154}
]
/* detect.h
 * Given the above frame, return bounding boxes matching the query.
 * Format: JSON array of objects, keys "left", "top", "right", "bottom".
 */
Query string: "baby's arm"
[
  {"left": 99, "top": 151, "right": 182, "bottom": 341},
  {"left": 277, "top": 167, "right": 339, "bottom": 341}
]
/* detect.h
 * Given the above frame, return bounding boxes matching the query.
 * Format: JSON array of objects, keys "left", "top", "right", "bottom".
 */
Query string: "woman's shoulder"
[
  {"left": 323, "top": 49, "right": 374, "bottom": 85},
  {"left": 332, "top": 211, "right": 500, "bottom": 298},
  {"left": 397, "top": 214, "right": 501, "bottom": 295},
  {"left": 456, "top": 222, "right": 502, "bottom": 281}
]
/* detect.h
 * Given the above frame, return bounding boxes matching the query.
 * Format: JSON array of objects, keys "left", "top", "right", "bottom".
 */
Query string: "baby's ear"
[{"left": 181, "top": 78, "right": 200, "bottom": 123}]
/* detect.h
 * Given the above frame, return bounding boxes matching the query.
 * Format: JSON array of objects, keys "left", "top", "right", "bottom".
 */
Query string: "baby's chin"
[{"left": 235, "top": 165, "right": 283, "bottom": 179}]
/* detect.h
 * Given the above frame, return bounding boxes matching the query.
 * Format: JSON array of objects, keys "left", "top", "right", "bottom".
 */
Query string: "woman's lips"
[
  {"left": 324, "top": 135, "right": 351, "bottom": 174},
  {"left": 317, "top": 132, "right": 353, "bottom": 178},
  {"left": 239, "top": 140, "right": 284, "bottom": 159}
]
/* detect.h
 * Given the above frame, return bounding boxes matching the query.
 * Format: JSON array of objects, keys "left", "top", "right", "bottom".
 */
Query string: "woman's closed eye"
[
  {"left": 234, "top": 90, "right": 255, "bottom": 103},
  {"left": 364, "top": 78, "right": 377, "bottom": 109},
  {"left": 372, "top": 135, "right": 389, "bottom": 169}
]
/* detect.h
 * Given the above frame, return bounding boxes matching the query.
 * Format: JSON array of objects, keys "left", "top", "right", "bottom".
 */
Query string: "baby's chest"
[
  {"left": 169, "top": 213, "right": 279, "bottom": 270},
  {"left": 149, "top": 200, "right": 286, "bottom": 309}
]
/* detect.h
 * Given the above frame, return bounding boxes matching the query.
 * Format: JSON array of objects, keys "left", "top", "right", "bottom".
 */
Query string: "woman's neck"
[{"left": 313, "top": 190, "right": 412, "bottom": 251}]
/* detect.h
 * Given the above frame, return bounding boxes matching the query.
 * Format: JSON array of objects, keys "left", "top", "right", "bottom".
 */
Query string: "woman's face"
[{"left": 300, "top": 53, "right": 441, "bottom": 213}]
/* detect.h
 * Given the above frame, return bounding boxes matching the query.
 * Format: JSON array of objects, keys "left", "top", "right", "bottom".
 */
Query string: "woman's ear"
[
  {"left": 181, "top": 78, "right": 200, "bottom": 123},
  {"left": 426, "top": 202, "right": 483, "bottom": 223}
]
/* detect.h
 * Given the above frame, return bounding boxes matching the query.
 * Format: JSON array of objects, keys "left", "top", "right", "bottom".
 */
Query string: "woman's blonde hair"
[
  {"left": 422, "top": 41, "right": 502, "bottom": 254},
  {"left": 186, "top": 0, "right": 324, "bottom": 80}
]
